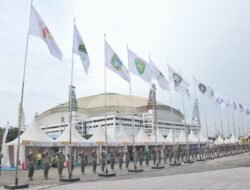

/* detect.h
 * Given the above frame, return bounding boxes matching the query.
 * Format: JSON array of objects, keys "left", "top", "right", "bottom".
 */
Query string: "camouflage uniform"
[
  {"left": 56, "top": 151, "right": 65, "bottom": 178},
  {"left": 79, "top": 151, "right": 86, "bottom": 174},
  {"left": 91, "top": 150, "right": 97, "bottom": 174},
  {"left": 42, "top": 151, "right": 51, "bottom": 179},
  {"left": 27, "top": 152, "right": 36, "bottom": 181}
]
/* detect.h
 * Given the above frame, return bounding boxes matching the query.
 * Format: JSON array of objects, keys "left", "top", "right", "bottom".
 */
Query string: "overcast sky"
[{"left": 0, "top": 0, "right": 250, "bottom": 136}]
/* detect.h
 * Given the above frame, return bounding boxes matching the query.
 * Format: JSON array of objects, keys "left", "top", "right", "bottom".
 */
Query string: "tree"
[{"left": 6, "top": 127, "right": 19, "bottom": 143}]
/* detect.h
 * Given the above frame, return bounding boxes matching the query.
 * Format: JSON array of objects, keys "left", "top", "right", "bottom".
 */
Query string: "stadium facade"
[{"left": 35, "top": 93, "right": 198, "bottom": 139}]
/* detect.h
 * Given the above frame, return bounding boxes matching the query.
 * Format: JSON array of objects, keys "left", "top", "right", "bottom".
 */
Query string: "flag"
[
  {"left": 214, "top": 92, "right": 225, "bottom": 109},
  {"left": 105, "top": 40, "right": 130, "bottom": 82},
  {"left": 127, "top": 48, "right": 152, "bottom": 82},
  {"left": 238, "top": 103, "right": 244, "bottom": 113},
  {"left": 193, "top": 77, "right": 214, "bottom": 99},
  {"left": 230, "top": 100, "right": 238, "bottom": 111},
  {"left": 150, "top": 59, "right": 169, "bottom": 90},
  {"left": 29, "top": 5, "right": 63, "bottom": 60},
  {"left": 73, "top": 24, "right": 90, "bottom": 74},
  {"left": 168, "top": 65, "right": 190, "bottom": 97}
]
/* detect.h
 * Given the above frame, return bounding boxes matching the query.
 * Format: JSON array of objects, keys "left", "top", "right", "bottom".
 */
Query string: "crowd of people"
[{"left": 24, "top": 143, "right": 250, "bottom": 181}]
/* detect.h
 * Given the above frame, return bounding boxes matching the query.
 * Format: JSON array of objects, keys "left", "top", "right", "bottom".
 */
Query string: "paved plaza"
[{"left": 1, "top": 152, "right": 250, "bottom": 190}]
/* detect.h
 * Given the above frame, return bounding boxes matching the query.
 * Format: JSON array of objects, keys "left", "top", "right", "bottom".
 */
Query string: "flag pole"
[
  {"left": 14, "top": 0, "right": 33, "bottom": 187},
  {"left": 231, "top": 109, "right": 238, "bottom": 153},
  {"left": 104, "top": 34, "right": 108, "bottom": 174}
]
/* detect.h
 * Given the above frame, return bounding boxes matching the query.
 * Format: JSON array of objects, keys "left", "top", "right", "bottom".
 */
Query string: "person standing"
[
  {"left": 157, "top": 147, "right": 162, "bottom": 165},
  {"left": 124, "top": 148, "right": 130, "bottom": 169},
  {"left": 42, "top": 150, "right": 51, "bottom": 180},
  {"left": 91, "top": 149, "right": 97, "bottom": 174},
  {"left": 138, "top": 148, "right": 144, "bottom": 167},
  {"left": 67, "top": 153, "right": 74, "bottom": 177},
  {"left": 145, "top": 147, "right": 150, "bottom": 166},
  {"left": 163, "top": 146, "right": 167, "bottom": 164},
  {"left": 56, "top": 149, "right": 65, "bottom": 179},
  {"left": 117, "top": 149, "right": 124, "bottom": 170},
  {"left": 101, "top": 148, "right": 107, "bottom": 173},
  {"left": 151, "top": 147, "right": 157, "bottom": 166},
  {"left": 79, "top": 150, "right": 86, "bottom": 175},
  {"left": 110, "top": 149, "right": 116, "bottom": 171},
  {"left": 26, "top": 151, "right": 36, "bottom": 181}
]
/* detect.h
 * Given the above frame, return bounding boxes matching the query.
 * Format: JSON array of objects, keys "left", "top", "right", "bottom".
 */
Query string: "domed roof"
[{"left": 37, "top": 93, "right": 183, "bottom": 121}]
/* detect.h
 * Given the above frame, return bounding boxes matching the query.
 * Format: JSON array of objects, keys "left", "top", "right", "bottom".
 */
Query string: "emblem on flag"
[
  {"left": 135, "top": 58, "right": 146, "bottom": 74},
  {"left": 216, "top": 97, "right": 224, "bottom": 104},
  {"left": 79, "top": 44, "right": 87, "bottom": 54},
  {"left": 111, "top": 54, "right": 122, "bottom": 71},
  {"left": 199, "top": 83, "right": 207, "bottom": 94},
  {"left": 173, "top": 73, "right": 183, "bottom": 87}
]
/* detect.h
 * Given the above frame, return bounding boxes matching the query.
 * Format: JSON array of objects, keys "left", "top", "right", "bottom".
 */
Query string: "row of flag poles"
[
  {"left": 28, "top": 4, "right": 250, "bottom": 118},
  {"left": 10, "top": 1, "right": 250, "bottom": 184}
]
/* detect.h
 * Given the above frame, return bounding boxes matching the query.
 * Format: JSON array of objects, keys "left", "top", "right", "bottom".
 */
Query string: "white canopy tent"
[
  {"left": 214, "top": 135, "right": 224, "bottom": 145},
  {"left": 2, "top": 119, "right": 54, "bottom": 167},
  {"left": 198, "top": 132, "right": 208, "bottom": 143},
  {"left": 165, "top": 129, "right": 174, "bottom": 144},
  {"left": 113, "top": 126, "right": 133, "bottom": 145},
  {"left": 150, "top": 129, "right": 166, "bottom": 144},
  {"left": 135, "top": 127, "right": 152, "bottom": 145},
  {"left": 188, "top": 130, "right": 198, "bottom": 144},
  {"left": 88, "top": 126, "right": 115, "bottom": 145},
  {"left": 176, "top": 130, "right": 187, "bottom": 144},
  {"left": 56, "top": 124, "right": 89, "bottom": 146}
]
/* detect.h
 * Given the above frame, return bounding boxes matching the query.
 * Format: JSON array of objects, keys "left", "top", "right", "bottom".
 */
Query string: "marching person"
[
  {"left": 117, "top": 149, "right": 124, "bottom": 170},
  {"left": 157, "top": 147, "right": 162, "bottom": 165},
  {"left": 124, "top": 148, "right": 130, "bottom": 169},
  {"left": 27, "top": 151, "right": 36, "bottom": 181},
  {"left": 91, "top": 149, "right": 97, "bottom": 174},
  {"left": 101, "top": 148, "right": 107, "bottom": 173},
  {"left": 56, "top": 149, "right": 65, "bottom": 179},
  {"left": 42, "top": 150, "right": 51, "bottom": 180},
  {"left": 163, "top": 146, "right": 167, "bottom": 164},
  {"left": 79, "top": 150, "right": 86, "bottom": 175}
]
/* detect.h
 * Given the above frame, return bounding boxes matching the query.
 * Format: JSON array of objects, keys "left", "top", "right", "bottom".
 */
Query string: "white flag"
[
  {"left": 150, "top": 59, "right": 169, "bottom": 90},
  {"left": 214, "top": 92, "right": 226, "bottom": 109},
  {"left": 193, "top": 77, "right": 214, "bottom": 100},
  {"left": 127, "top": 48, "right": 152, "bottom": 82},
  {"left": 29, "top": 5, "right": 63, "bottom": 60},
  {"left": 105, "top": 40, "right": 130, "bottom": 82},
  {"left": 73, "top": 24, "right": 90, "bottom": 74},
  {"left": 168, "top": 65, "right": 190, "bottom": 97}
]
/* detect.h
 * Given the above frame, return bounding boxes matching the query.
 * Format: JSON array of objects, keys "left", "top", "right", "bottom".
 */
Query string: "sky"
[{"left": 0, "top": 0, "right": 250, "bottom": 137}]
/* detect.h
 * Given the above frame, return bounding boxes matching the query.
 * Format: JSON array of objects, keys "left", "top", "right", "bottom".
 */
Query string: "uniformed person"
[
  {"left": 79, "top": 150, "right": 86, "bottom": 174},
  {"left": 138, "top": 148, "right": 144, "bottom": 167},
  {"left": 27, "top": 151, "right": 36, "bottom": 181},
  {"left": 91, "top": 149, "right": 97, "bottom": 174},
  {"left": 157, "top": 147, "right": 162, "bottom": 165},
  {"left": 67, "top": 153, "right": 74, "bottom": 177},
  {"left": 42, "top": 150, "right": 51, "bottom": 180},
  {"left": 110, "top": 149, "right": 116, "bottom": 171},
  {"left": 124, "top": 148, "right": 130, "bottom": 169},
  {"left": 145, "top": 147, "right": 150, "bottom": 166},
  {"left": 56, "top": 149, "right": 65, "bottom": 178},
  {"left": 101, "top": 148, "right": 107, "bottom": 172},
  {"left": 117, "top": 149, "right": 124, "bottom": 170},
  {"left": 151, "top": 147, "right": 157, "bottom": 166},
  {"left": 163, "top": 146, "right": 167, "bottom": 164}
]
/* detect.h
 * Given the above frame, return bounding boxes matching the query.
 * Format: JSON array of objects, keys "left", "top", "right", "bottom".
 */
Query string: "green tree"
[{"left": 6, "top": 128, "right": 19, "bottom": 143}]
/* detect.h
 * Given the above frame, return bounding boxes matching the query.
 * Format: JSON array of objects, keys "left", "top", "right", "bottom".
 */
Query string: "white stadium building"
[{"left": 35, "top": 93, "right": 198, "bottom": 139}]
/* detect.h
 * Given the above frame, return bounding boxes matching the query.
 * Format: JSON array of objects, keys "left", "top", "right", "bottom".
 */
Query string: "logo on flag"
[
  {"left": 199, "top": 83, "right": 207, "bottom": 94},
  {"left": 41, "top": 25, "right": 53, "bottom": 40},
  {"left": 173, "top": 73, "right": 182, "bottom": 87},
  {"left": 135, "top": 58, "right": 146, "bottom": 74},
  {"left": 111, "top": 54, "right": 122, "bottom": 71},
  {"left": 79, "top": 44, "right": 87, "bottom": 54},
  {"left": 216, "top": 97, "right": 224, "bottom": 104}
]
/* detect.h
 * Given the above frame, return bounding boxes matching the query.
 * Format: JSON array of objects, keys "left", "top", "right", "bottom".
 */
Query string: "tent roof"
[
  {"left": 215, "top": 135, "right": 224, "bottom": 145},
  {"left": 135, "top": 128, "right": 152, "bottom": 144},
  {"left": 188, "top": 130, "right": 198, "bottom": 143},
  {"left": 230, "top": 135, "right": 239, "bottom": 143},
  {"left": 56, "top": 124, "right": 88, "bottom": 144},
  {"left": 150, "top": 130, "right": 166, "bottom": 144},
  {"left": 166, "top": 129, "right": 174, "bottom": 144},
  {"left": 88, "top": 126, "right": 114, "bottom": 145},
  {"left": 7, "top": 119, "right": 53, "bottom": 146},
  {"left": 113, "top": 126, "right": 132, "bottom": 144},
  {"left": 176, "top": 130, "right": 186, "bottom": 144},
  {"left": 198, "top": 132, "right": 208, "bottom": 143}
]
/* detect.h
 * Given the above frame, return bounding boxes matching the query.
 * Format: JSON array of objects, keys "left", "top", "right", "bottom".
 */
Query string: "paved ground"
[{"left": 1, "top": 152, "right": 250, "bottom": 190}]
